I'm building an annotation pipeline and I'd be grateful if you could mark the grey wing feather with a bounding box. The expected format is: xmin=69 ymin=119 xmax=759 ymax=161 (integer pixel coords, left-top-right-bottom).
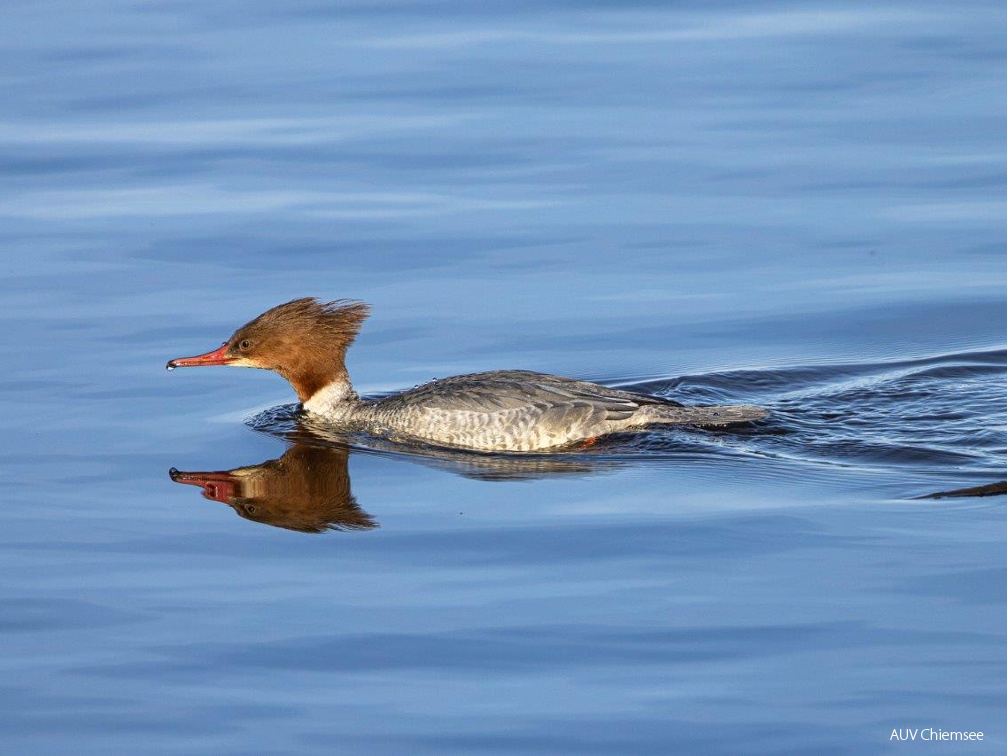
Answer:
xmin=395 ymin=371 xmax=668 ymax=417
xmin=365 ymin=370 xmax=762 ymax=451
xmin=366 ymin=371 xmax=675 ymax=450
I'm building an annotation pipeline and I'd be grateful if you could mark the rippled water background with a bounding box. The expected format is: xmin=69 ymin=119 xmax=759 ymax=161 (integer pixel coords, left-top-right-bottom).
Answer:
xmin=3 ymin=1 xmax=1007 ymax=753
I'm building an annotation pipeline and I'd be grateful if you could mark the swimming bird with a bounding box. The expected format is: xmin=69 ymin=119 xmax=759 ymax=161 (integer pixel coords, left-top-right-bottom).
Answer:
xmin=167 ymin=298 xmax=768 ymax=452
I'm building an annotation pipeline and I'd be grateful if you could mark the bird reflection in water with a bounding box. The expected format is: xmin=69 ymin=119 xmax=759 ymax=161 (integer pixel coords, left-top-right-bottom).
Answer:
xmin=170 ymin=444 xmax=376 ymax=533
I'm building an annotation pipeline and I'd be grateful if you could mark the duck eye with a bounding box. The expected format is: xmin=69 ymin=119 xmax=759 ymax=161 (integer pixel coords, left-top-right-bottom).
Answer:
xmin=239 ymin=339 xmax=252 ymax=350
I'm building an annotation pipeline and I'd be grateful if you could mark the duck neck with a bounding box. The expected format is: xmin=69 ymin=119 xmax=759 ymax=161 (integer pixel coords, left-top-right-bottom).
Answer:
xmin=277 ymin=344 xmax=357 ymax=413
xmin=301 ymin=377 xmax=362 ymax=417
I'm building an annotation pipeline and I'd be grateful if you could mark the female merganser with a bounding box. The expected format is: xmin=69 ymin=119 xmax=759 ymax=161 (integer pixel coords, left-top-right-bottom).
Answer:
xmin=167 ymin=298 xmax=768 ymax=452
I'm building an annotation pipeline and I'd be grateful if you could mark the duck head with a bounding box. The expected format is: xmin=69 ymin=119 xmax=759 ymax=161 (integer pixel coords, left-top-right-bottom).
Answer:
xmin=166 ymin=297 xmax=370 ymax=404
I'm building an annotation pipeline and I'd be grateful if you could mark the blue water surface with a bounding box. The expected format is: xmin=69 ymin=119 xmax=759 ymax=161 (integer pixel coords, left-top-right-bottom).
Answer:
xmin=2 ymin=1 xmax=1006 ymax=753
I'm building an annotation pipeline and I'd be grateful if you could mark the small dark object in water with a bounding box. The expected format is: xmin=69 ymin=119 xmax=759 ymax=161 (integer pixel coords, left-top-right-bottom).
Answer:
xmin=919 ymin=480 xmax=1007 ymax=499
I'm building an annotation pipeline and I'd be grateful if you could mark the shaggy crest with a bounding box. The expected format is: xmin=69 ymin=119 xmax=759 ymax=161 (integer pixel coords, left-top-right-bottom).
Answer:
xmin=237 ymin=297 xmax=370 ymax=345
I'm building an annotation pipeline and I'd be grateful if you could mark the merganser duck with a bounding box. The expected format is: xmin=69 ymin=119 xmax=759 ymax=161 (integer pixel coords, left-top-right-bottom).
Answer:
xmin=167 ymin=298 xmax=768 ymax=452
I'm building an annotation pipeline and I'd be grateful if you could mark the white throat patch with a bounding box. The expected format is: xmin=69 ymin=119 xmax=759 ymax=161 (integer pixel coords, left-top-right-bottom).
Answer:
xmin=302 ymin=380 xmax=357 ymax=417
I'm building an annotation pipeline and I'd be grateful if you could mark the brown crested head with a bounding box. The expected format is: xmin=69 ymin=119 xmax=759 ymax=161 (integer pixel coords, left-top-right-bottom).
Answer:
xmin=167 ymin=297 xmax=371 ymax=403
